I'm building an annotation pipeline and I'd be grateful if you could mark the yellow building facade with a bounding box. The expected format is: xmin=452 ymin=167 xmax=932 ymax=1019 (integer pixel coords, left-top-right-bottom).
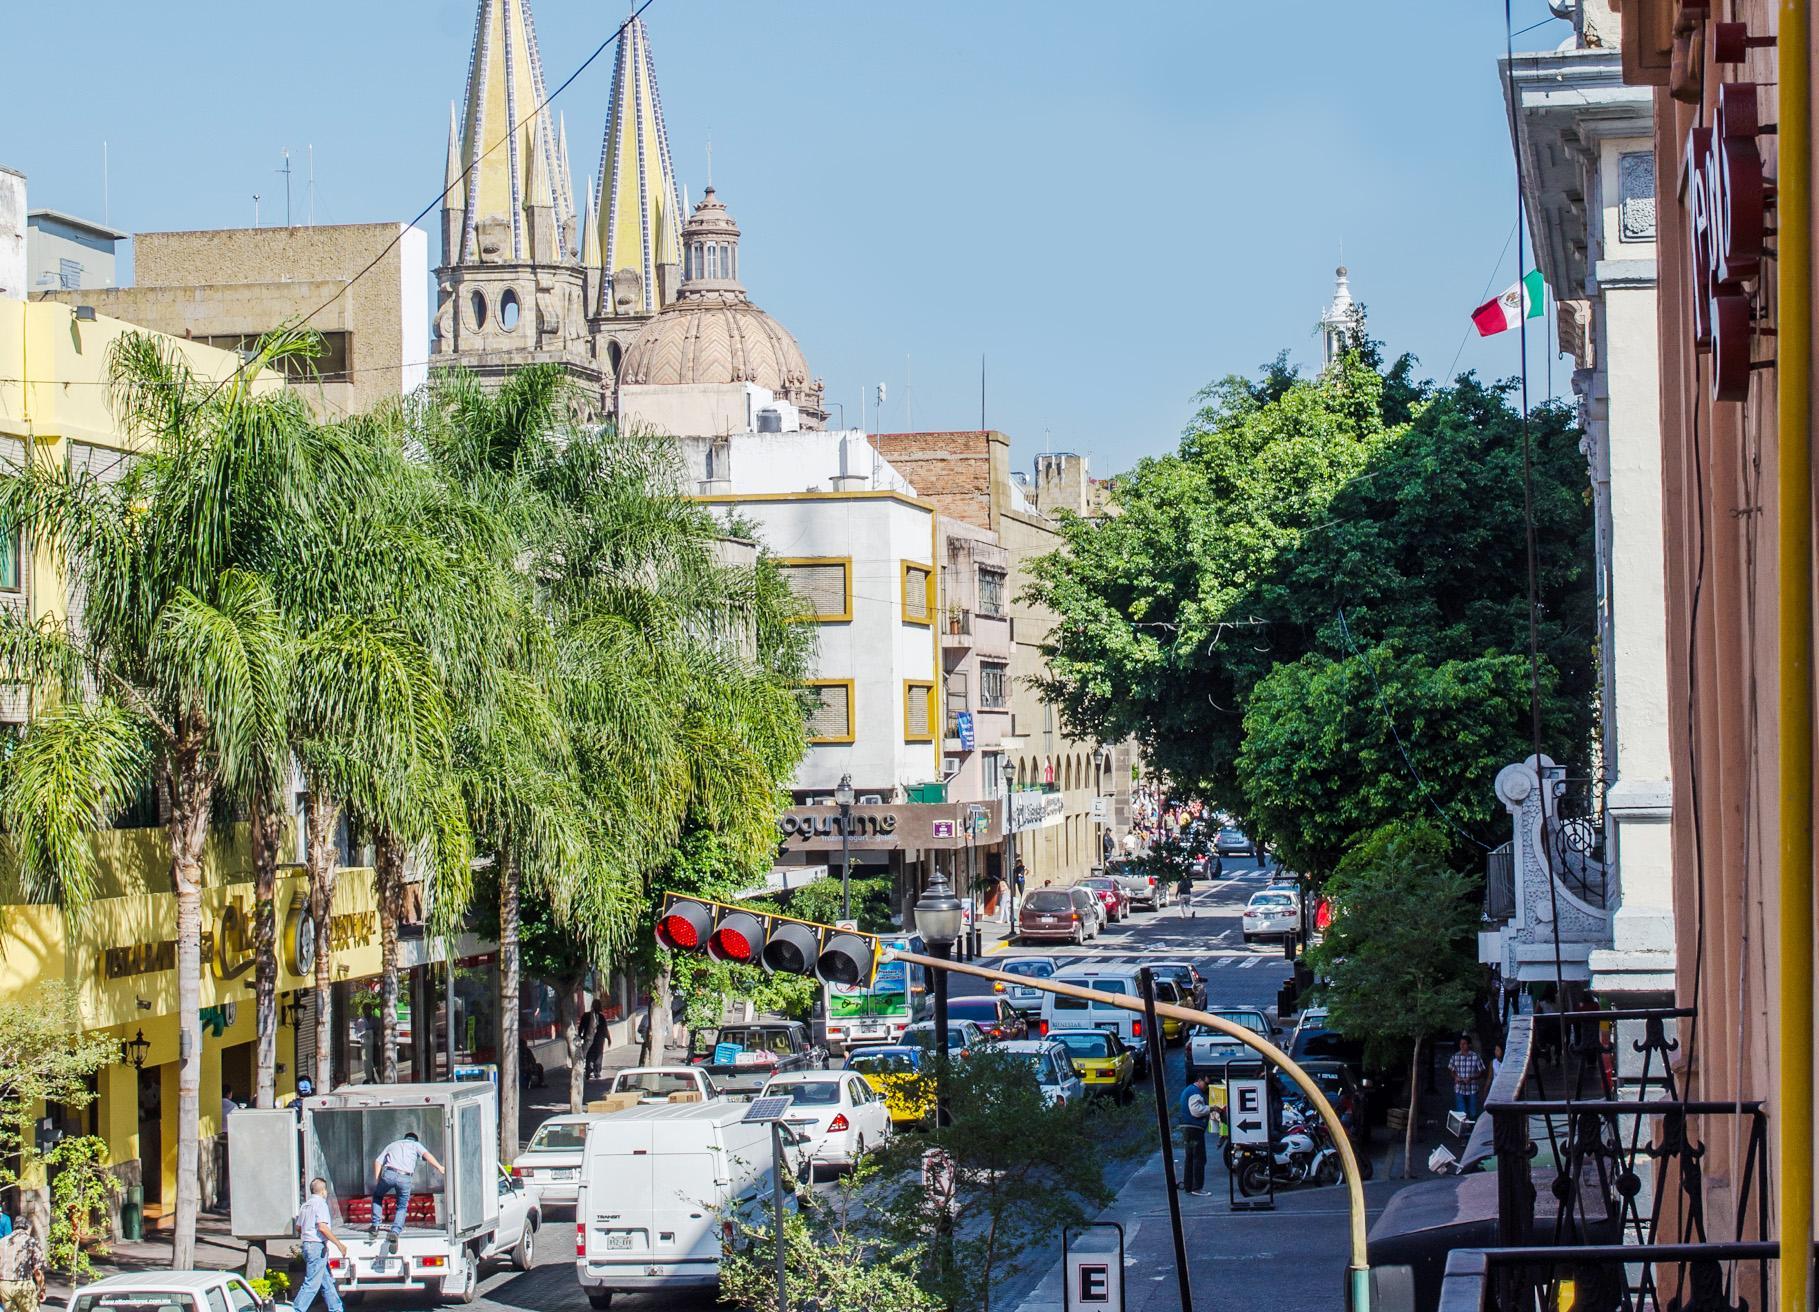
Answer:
xmin=0 ymin=300 xmax=389 ymax=1218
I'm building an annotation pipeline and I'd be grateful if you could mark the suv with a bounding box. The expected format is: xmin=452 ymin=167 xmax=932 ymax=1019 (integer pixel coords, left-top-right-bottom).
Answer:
xmin=1018 ymin=887 xmax=1088 ymax=944
xmin=1035 ymin=966 xmax=1152 ymax=1078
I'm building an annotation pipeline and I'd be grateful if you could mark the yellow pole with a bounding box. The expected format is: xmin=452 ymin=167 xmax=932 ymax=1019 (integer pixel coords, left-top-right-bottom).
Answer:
xmin=1776 ymin=3 xmax=1813 ymax=1310
xmin=891 ymin=948 xmax=1373 ymax=1310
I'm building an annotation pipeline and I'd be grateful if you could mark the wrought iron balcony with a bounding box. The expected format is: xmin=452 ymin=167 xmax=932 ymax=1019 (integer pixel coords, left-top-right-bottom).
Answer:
xmin=1414 ymin=1007 xmax=1777 ymax=1312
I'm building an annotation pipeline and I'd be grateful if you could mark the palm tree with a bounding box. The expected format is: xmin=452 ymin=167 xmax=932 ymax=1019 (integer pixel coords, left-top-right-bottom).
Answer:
xmin=0 ymin=333 xmax=300 ymax=1268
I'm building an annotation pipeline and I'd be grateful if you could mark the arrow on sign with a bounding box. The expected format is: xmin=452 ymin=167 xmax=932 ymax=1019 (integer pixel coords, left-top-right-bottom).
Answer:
xmin=1235 ymin=1119 xmax=1263 ymax=1133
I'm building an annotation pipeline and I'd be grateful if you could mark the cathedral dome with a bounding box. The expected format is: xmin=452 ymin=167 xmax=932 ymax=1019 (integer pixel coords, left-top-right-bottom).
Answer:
xmin=617 ymin=186 xmax=825 ymax=420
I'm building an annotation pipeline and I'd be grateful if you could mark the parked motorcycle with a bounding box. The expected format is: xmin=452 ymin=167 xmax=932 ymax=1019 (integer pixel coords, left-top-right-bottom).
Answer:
xmin=1234 ymin=1102 xmax=1341 ymax=1195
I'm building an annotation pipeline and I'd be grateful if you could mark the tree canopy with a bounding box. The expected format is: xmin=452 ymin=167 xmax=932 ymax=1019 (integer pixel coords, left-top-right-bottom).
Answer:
xmin=1025 ymin=346 xmax=1594 ymax=876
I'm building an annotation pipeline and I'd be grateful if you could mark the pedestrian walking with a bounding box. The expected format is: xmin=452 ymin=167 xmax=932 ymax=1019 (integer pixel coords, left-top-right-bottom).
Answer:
xmin=0 ymin=1220 xmax=43 ymax=1312
xmin=584 ymin=1001 xmax=608 ymax=1079
xmin=1449 ymin=1036 xmax=1488 ymax=1120
xmin=368 ymin=1131 xmax=444 ymax=1241
xmin=1013 ymin=860 xmax=1027 ymax=897
xmin=292 ymin=1179 xmax=347 ymax=1312
xmin=1178 ymin=1074 xmax=1212 ymax=1196
xmin=1176 ymin=868 xmax=1195 ymax=918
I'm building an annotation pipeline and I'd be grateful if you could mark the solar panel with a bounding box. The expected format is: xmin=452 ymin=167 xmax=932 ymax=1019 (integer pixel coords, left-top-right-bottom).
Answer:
xmin=743 ymin=1095 xmax=796 ymax=1123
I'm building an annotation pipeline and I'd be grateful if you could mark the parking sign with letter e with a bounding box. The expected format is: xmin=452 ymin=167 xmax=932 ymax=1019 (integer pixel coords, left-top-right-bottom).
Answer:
xmin=1078 ymin=1264 xmax=1110 ymax=1303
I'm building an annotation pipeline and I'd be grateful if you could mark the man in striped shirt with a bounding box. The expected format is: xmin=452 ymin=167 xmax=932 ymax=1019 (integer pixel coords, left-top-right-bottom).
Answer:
xmin=1449 ymin=1036 xmax=1488 ymax=1120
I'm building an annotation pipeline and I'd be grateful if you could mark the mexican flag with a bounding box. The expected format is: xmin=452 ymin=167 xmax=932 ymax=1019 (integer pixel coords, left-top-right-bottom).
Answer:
xmin=1471 ymin=269 xmax=1545 ymax=336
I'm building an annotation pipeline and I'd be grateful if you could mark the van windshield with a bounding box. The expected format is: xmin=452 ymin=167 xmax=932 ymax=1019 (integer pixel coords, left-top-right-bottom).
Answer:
xmin=1051 ymin=978 xmax=1129 ymax=1011
xmin=526 ymin=1121 xmax=590 ymax=1151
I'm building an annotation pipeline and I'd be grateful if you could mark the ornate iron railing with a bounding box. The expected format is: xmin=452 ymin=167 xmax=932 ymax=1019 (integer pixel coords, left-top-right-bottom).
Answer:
xmin=1443 ymin=1008 xmax=1774 ymax=1312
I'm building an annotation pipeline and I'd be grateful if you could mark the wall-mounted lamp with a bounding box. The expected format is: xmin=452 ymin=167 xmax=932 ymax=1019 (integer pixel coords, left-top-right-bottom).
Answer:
xmin=119 ymin=1029 xmax=150 ymax=1070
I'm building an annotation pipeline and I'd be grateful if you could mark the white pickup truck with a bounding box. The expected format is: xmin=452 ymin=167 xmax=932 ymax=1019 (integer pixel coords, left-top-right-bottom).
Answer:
xmin=605 ymin=1065 xmax=725 ymax=1104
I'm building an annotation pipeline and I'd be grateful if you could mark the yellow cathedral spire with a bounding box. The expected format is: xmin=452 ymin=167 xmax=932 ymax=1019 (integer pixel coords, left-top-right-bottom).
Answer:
xmin=451 ymin=0 xmax=571 ymax=265
xmin=588 ymin=12 xmax=683 ymax=317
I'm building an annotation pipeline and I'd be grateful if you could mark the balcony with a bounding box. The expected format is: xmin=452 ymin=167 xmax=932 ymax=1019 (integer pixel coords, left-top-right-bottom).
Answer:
xmin=1390 ymin=1007 xmax=1778 ymax=1312
xmin=941 ymin=607 xmax=974 ymax=650
xmin=1478 ymin=756 xmax=1613 ymax=985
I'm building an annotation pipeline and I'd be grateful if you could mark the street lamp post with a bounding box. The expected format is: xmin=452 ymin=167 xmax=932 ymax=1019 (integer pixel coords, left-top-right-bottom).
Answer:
xmin=835 ymin=774 xmax=855 ymax=922
xmin=1001 ymin=758 xmax=1019 ymax=935
xmin=915 ymin=866 xmax=964 ymax=1125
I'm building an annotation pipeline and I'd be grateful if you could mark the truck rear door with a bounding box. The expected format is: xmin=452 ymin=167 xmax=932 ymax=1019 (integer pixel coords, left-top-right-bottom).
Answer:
xmin=651 ymin=1120 xmax=725 ymax=1262
xmin=585 ymin=1122 xmax=655 ymax=1259
xmin=227 ymin=1108 xmax=302 ymax=1240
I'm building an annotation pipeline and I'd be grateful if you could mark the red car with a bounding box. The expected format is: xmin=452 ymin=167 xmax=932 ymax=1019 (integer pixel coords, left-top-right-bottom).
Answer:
xmin=1078 ymin=876 xmax=1130 ymax=923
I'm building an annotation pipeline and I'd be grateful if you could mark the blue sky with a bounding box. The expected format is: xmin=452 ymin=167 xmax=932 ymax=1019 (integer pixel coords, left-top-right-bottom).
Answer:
xmin=3 ymin=2 xmax=1570 ymax=474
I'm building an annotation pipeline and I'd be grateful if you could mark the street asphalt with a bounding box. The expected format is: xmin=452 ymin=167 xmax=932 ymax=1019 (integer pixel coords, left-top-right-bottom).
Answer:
xmin=454 ymin=859 xmax=1413 ymax=1312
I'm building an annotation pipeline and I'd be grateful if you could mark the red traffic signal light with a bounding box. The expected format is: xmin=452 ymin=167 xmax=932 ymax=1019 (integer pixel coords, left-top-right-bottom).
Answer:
xmin=708 ymin=911 xmax=767 ymax=964
xmin=655 ymin=899 xmax=713 ymax=951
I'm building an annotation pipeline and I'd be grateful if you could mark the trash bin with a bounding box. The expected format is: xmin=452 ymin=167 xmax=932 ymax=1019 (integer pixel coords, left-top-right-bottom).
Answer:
xmin=120 ymin=1185 xmax=144 ymax=1242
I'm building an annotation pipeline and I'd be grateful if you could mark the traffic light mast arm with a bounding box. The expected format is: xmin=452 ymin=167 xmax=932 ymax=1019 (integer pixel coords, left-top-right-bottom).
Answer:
xmin=889 ymin=947 xmax=1371 ymax=1310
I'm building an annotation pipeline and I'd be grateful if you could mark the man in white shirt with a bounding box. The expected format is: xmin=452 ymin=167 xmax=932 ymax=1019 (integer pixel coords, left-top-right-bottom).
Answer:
xmin=292 ymin=1178 xmax=347 ymax=1312
xmin=369 ymin=1131 xmax=445 ymax=1240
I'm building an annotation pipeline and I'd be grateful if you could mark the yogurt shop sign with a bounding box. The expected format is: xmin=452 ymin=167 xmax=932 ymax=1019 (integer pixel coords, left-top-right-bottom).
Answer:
xmin=1010 ymin=790 xmax=1064 ymax=833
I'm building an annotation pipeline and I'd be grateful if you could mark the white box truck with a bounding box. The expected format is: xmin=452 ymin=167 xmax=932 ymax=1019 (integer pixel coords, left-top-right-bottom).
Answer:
xmin=574 ymin=1101 xmax=788 ymax=1309
xmin=229 ymin=1082 xmax=500 ymax=1304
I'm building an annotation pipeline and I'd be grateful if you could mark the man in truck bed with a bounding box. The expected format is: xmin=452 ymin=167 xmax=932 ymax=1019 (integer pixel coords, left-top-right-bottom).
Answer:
xmin=368 ymin=1131 xmax=445 ymax=1240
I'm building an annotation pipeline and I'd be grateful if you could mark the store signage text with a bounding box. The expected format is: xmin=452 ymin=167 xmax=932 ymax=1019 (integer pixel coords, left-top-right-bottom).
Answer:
xmin=778 ymin=812 xmax=898 ymax=840
xmin=104 ymin=905 xmax=378 ymax=982
xmin=1010 ymin=791 xmax=1065 ymax=833
xmin=1683 ymin=81 xmax=1766 ymax=402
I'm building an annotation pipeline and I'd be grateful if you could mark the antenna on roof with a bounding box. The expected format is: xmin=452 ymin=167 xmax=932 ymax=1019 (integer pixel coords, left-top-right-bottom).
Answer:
xmin=101 ymin=141 xmax=109 ymax=227
xmin=252 ymin=194 xmax=261 ymax=228
xmin=307 ymin=145 xmax=316 ymax=227
xmin=278 ymin=149 xmax=293 ymax=227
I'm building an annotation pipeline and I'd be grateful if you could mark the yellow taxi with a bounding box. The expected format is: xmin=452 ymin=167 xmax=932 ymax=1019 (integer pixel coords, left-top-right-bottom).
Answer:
xmin=1045 ymin=1028 xmax=1136 ymax=1104
xmin=844 ymin=1045 xmax=935 ymax=1126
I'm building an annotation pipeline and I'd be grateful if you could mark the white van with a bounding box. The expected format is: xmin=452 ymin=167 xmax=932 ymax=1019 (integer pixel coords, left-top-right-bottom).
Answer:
xmin=575 ymin=1101 xmax=783 ymax=1309
xmin=1035 ymin=966 xmax=1152 ymax=1079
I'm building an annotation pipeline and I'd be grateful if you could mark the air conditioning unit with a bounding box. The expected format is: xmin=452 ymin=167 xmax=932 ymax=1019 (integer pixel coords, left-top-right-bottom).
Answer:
xmin=941 ymin=758 xmax=961 ymax=779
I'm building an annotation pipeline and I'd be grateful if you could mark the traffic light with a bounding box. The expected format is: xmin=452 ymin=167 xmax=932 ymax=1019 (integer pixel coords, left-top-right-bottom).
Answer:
xmin=654 ymin=894 xmax=881 ymax=986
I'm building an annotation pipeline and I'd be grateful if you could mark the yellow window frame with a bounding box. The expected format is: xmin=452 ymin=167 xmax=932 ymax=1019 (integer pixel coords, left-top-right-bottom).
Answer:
xmin=900 ymin=560 xmax=934 ymax=626
xmin=903 ymin=679 xmax=936 ymax=743
xmin=804 ymin=679 xmax=857 ymax=745
xmin=780 ymin=556 xmax=854 ymax=624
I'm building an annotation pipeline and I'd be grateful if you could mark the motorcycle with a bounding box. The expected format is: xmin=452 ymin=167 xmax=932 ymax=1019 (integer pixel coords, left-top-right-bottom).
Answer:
xmin=1234 ymin=1101 xmax=1342 ymax=1195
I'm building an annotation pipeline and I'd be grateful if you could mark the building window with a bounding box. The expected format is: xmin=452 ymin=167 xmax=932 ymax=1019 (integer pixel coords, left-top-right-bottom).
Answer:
xmin=500 ymin=288 xmax=522 ymax=331
xmin=804 ymin=680 xmax=855 ymax=744
xmin=977 ymin=568 xmax=1007 ymax=617
xmin=904 ymin=680 xmax=935 ymax=743
xmin=980 ymin=662 xmax=1009 ymax=709
xmin=945 ymin=671 xmax=969 ymax=736
xmin=778 ymin=558 xmax=853 ymax=623
xmin=901 ymin=562 xmax=933 ymax=625
xmin=470 ymin=289 xmax=488 ymax=329
xmin=0 ymin=524 xmax=19 ymax=592
xmin=199 ymin=331 xmax=354 ymax=385
xmin=57 ymin=258 xmax=82 ymax=290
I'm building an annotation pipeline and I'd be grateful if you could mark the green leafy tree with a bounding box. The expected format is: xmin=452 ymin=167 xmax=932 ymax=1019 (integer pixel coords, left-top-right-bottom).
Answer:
xmin=44 ymin=1135 xmax=122 ymax=1282
xmin=1309 ymin=822 xmax=1479 ymax=1175
xmin=1025 ymin=349 xmax=1593 ymax=878
xmin=720 ymin=1160 xmax=939 ymax=1312
xmin=870 ymin=1048 xmax=1145 ymax=1312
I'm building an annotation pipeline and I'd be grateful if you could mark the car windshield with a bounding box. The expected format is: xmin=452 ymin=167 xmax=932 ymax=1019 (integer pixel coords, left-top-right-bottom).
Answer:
xmin=526 ymin=1121 xmax=590 ymax=1151
xmin=847 ymin=1051 xmax=917 ymax=1074
xmin=905 ymin=1027 xmax=967 ymax=1049
xmin=1014 ymin=1053 xmax=1060 ymax=1085
xmin=1080 ymin=879 xmax=1114 ymax=891
xmin=1221 ymin=829 xmax=1244 ymax=839
xmin=1051 ymin=1032 xmax=1115 ymax=1059
xmin=767 ymin=1080 xmax=842 ymax=1105
xmin=1024 ymin=891 xmax=1072 ymax=912
xmin=1003 ymin=960 xmax=1054 ymax=980
xmin=1250 ymin=894 xmax=1295 ymax=909
xmin=1198 ymin=1011 xmax=1269 ymax=1039
xmin=73 ymin=1297 xmax=199 ymax=1312
xmin=948 ymin=999 xmax=1000 ymax=1020
xmin=1052 ymin=977 xmax=1129 ymax=1010
xmin=612 ymin=1071 xmax=697 ymax=1096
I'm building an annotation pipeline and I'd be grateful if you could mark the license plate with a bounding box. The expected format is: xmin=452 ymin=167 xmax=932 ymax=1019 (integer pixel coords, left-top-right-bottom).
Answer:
xmin=551 ymin=1169 xmax=577 ymax=1181
xmin=1096 ymin=1023 xmax=1122 ymax=1035
xmin=599 ymin=1232 xmax=639 ymax=1250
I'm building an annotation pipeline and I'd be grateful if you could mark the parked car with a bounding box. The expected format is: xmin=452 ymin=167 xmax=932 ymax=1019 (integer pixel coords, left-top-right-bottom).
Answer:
xmin=479 ymin=1165 xmax=540 ymax=1270
xmin=1185 ymin=1006 xmax=1278 ymax=1082
xmin=1077 ymin=876 xmax=1130 ymax=923
xmin=1046 ymin=1028 xmax=1136 ymax=1103
xmin=947 ymin=994 xmax=1028 ymax=1041
xmin=1036 ymin=966 xmax=1151 ymax=1078
xmin=1069 ymin=885 xmax=1105 ymax=937
xmin=844 ymin=1045 xmax=933 ymax=1127
xmin=998 ymin=1039 xmax=1087 ymax=1107
xmin=513 ymin=1112 xmax=609 ymax=1207
xmin=901 ymin=1018 xmax=989 ymax=1054
xmin=1152 ymin=977 xmax=1189 ymax=1045
xmin=1290 ymin=1005 xmax=1330 ymax=1050
xmin=995 ymin=955 xmax=1059 ymax=1015
xmin=1149 ymin=961 xmax=1208 ymax=1011
xmin=759 ymin=1069 xmax=892 ymax=1176
xmin=687 ymin=1020 xmax=824 ymax=1088
xmin=1288 ymin=1024 xmax=1368 ymax=1075
xmin=1215 ymin=826 xmax=1254 ymax=856
xmin=606 ymin=1065 xmax=724 ymax=1104
xmin=1242 ymin=888 xmax=1300 ymax=942
xmin=1018 ymin=888 xmax=1090 ymax=944
xmin=68 ymin=1272 xmax=272 ymax=1312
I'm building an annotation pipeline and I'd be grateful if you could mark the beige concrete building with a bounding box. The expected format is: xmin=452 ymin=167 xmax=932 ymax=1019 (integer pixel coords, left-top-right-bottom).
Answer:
xmin=42 ymin=222 xmax=429 ymax=419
